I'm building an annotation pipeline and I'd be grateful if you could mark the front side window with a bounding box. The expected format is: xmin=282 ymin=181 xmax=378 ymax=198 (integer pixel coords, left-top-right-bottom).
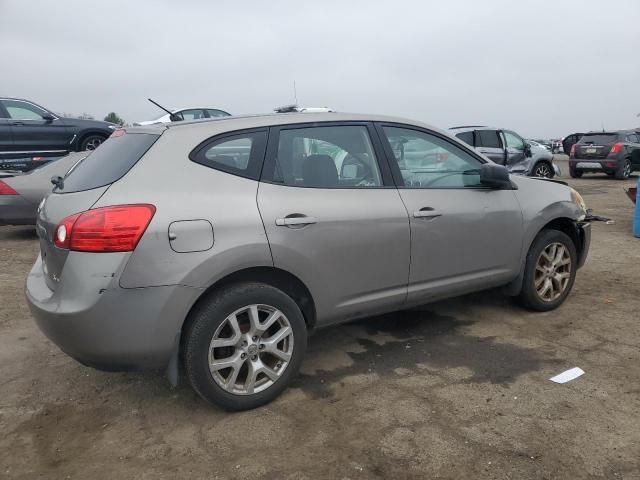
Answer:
xmin=274 ymin=125 xmax=382 ymax=188
xmin=382 ymin=126 xmax=483 ymax=188
xmin=3 ymin=100 xmax=47 ymax=120
xmin=191 ymin=130 xmax=267 ymax=179
xmin=503 ymin=131 xmax=525 ymax=151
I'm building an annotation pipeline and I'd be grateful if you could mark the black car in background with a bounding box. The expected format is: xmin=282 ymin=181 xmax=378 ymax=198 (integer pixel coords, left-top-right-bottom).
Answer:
xmin=562 ymin=133 xmax=584 ymax=157
xmin=569 ymin=130 xmax=640 ymax=179
xmin=0 ymin=98 xmax=117 ymax=166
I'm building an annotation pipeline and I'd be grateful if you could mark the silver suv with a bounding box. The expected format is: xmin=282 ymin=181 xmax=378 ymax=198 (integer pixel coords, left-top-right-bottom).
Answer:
xmin=26 ymin=113 xmax=591 ymax=410
xmin=450 ymin=126 xmax=560 ymax=178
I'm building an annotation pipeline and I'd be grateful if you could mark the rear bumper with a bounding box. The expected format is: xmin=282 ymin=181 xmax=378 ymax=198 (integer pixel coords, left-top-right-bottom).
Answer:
xmin=25 ymin=254 xmax=201 ymax=371
xmin=0 ymin=196 xmax=36 ymax=226
xmin=577 ymin=221 xmax=591 ymax=269
xmin=570 ymin=159 xmax=619 ymax=172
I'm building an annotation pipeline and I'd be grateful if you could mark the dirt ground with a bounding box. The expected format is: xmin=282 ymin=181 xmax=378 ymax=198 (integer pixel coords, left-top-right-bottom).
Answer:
xmin=1 ymin=156 xmax=639 ymax=479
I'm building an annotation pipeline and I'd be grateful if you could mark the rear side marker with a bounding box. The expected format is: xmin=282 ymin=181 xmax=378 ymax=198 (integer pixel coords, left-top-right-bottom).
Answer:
xmin=54 ymin=204 xmax=156 ymax=252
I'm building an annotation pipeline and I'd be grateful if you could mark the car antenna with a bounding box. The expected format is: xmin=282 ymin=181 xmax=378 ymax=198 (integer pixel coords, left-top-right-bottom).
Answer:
xmin=148 ymin=98 xmax=173 ymax=116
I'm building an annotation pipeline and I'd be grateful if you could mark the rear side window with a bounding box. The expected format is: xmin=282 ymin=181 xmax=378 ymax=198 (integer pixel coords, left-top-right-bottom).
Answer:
xmin=59 ymin=132 xmax=159 ymax=193
xmin=579 ymin=133 xmax=618 ymax=144
xmin=455 ymin=131 xmax=474 ymax=146
xmin=477 ymin=130 xmax=502 ymax=148
xmin=190 ymin=130 xmax=267 ymax=180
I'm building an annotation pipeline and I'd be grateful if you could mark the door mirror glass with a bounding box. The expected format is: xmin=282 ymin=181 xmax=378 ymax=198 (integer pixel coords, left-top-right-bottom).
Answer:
xmin=480 ymin=163 xmax=511 ymax=189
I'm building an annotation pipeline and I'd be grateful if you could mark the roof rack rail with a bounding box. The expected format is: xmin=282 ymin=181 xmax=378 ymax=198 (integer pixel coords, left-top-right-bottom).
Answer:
xmin=274 ymin=104 xmax=334 ymax=113
xmin=450 ymin=125 xmax=487 ymax=129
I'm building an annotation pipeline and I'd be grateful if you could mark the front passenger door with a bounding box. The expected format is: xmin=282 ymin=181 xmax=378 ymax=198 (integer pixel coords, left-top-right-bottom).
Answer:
xmin=378 ymin=124 xmax=523 ymax=304
xmin=1 ymin=99 xmax=70 ymax=153
xmin=502 ymin=130 xmax=527 ymax=167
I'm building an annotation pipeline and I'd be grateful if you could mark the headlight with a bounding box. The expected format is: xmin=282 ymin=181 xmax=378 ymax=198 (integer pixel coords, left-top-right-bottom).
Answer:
xmin=570 ymin=188 xmax=587 ymax=220
xmin=107 ymin=125 xmax=118 ymax=130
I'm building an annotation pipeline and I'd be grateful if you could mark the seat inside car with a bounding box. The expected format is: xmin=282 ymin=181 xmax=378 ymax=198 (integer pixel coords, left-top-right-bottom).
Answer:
xmin=302 ymin=154 xmax=339 ymax=187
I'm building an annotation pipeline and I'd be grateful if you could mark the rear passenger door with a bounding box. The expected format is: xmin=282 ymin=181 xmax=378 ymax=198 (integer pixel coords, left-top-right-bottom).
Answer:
xmin=475 ymin=129 xmax=506 ymax=164
xmin=628 ymin=134 xmax=640 ymax=169
xmin=257 ymin=123 xmax=411 ymax=326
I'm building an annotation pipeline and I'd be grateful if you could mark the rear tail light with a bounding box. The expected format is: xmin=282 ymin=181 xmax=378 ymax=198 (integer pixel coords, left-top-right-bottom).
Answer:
xmin=54 ymin=204 xmax=156 ymax=252
xmin=609 ymin=143 xmax=623 ymax=155
xmin=0 ymin=180 xmax=18 ymax=195
xmin=110 ymin=129 xmax=126 ymax=138
xmin=570 ymin=144 xmax=576 ymax=158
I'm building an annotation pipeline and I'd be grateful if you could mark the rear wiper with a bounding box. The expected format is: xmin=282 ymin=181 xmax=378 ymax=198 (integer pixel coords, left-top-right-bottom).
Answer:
xmin=51 ymin=175 xmax=64 ymax=190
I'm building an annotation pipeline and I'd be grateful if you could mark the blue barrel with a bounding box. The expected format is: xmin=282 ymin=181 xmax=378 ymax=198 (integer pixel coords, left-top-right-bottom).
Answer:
xmin=635 ymin=177 xmax=640 ymax=238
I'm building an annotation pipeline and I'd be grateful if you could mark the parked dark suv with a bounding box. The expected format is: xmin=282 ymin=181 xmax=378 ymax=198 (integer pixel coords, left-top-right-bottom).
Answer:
xmin=0 ymin=98 xmax=117 ymax=165
xmin=569 ymin=131 xmax=640 ymax=179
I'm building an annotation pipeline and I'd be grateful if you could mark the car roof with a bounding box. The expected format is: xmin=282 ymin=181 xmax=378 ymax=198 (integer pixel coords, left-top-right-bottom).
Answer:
xmin=126 ymin=111 xmax=442 ymax=135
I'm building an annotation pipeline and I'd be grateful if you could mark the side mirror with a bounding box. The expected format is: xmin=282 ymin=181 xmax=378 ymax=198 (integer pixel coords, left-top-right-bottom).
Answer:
xmin=524 ymin=143 xmax=532 ymax=157
xmin=42 ymin=113 xmax=55 ymax=122
xmin=169 ymin=114 xmax=182 ymax=122
xmin=480 ymin=163 xmax=512 ymax=189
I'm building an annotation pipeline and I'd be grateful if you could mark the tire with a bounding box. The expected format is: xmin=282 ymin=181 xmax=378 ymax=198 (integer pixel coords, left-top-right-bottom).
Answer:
xmin=79 ymin=134 xmax=106 ymax=151
xmin=532 ymin=161 xmax=554 ymax=178
xmin=615 ymin=159 xmax=631 ymax=180
xmin=569 ymin=167 xmax=583 ymax=178
xmin=183 ymin=282 xmax=307 ymax=411
xmin=517 ymin=229 xmax=577 ymax=312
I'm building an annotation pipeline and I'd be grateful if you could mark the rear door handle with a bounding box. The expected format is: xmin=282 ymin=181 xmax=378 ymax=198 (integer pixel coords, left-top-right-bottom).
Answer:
xmin=413 ymin=207 xmax=442 ymax=219
xmin=10 ymin=122 xmax=24 ymax=126
xmin=275 ymin=215 xmax=318 ymax=227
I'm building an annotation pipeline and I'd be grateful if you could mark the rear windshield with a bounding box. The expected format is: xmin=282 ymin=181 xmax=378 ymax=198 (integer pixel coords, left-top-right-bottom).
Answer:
xmin=578 ymin=133 xmax=618 ymax=144
xmin=57 ymin=132 xmax=159 ymax=193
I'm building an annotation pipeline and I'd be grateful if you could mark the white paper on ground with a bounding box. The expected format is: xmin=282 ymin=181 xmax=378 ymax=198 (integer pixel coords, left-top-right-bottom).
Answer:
xmin=549 ymin=367 xmax=585 ymax=384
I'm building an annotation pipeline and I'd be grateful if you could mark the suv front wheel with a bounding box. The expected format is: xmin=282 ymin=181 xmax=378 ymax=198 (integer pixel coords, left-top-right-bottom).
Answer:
xmin=183 ymin=282 xmax=307 ymax=411
xmin=518 ymin=229 xmax=577 ymax=311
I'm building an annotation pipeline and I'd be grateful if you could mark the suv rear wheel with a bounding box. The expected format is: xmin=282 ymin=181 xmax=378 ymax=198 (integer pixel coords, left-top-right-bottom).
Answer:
xmin=569 ymin=166 xmax=583 ymax=178
xmin=183 ymin=282 xmax=307 ymax=411
xmin=615 ymin=159 xmax=631 ymax=180
xmin=518 ymin=229 xmax=577 ymax=311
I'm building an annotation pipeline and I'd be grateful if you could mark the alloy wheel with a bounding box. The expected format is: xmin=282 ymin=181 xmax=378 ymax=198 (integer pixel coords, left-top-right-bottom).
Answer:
xmin=85 ymin=137 xmax=104 ymax=150
xmin=623 ymin=161 xmax=631 ymax=178
xmin=534 ymin=242 xmax=572 ymax=302
xmin=534 ymin=163 xmax=552 ymax=178
xmin=208 ymin=304 xmax=294 ymax=395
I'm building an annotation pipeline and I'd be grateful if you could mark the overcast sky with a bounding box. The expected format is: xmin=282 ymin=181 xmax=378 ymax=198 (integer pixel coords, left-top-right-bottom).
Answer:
xmin=1 ymin=0 xmax=638 ymax=137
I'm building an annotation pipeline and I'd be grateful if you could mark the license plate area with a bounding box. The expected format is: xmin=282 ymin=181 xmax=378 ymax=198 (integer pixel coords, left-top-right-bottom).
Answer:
xmin=576 ymin=162 xmax=602 ymax=169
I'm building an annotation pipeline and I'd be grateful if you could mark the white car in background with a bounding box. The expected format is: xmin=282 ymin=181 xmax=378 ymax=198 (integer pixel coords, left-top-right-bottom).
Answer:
xmin=134 ymin=107 xmax=231 ymax=126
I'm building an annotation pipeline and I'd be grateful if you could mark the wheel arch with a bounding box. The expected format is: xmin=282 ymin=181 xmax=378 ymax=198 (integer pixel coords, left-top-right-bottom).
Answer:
xmin=505 ymin=216 xmax=582 ymax=296
xmin=182 ymin=266 xmax=317 ymax=333
xmin=74 ymin=129 xmax=110 ymax=151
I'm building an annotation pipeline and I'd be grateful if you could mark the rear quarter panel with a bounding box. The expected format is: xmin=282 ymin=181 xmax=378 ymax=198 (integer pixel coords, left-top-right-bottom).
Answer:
xmin=96 ymin=128 xmax=273 ymax=289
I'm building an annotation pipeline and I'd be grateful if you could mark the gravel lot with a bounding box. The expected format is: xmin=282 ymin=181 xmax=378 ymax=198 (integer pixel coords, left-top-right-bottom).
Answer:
xmin=1 ymin=156 xmax=639 ymax=479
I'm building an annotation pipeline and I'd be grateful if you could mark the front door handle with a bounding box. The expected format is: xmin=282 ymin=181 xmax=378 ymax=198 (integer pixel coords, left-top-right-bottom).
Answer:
xmin=10 ymin=121 xmax=24 ymax=126
xmin=275 ymin=215 xmax=318 ymax=227
xmin=413 ymin=207 xmax=442 ymax=219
